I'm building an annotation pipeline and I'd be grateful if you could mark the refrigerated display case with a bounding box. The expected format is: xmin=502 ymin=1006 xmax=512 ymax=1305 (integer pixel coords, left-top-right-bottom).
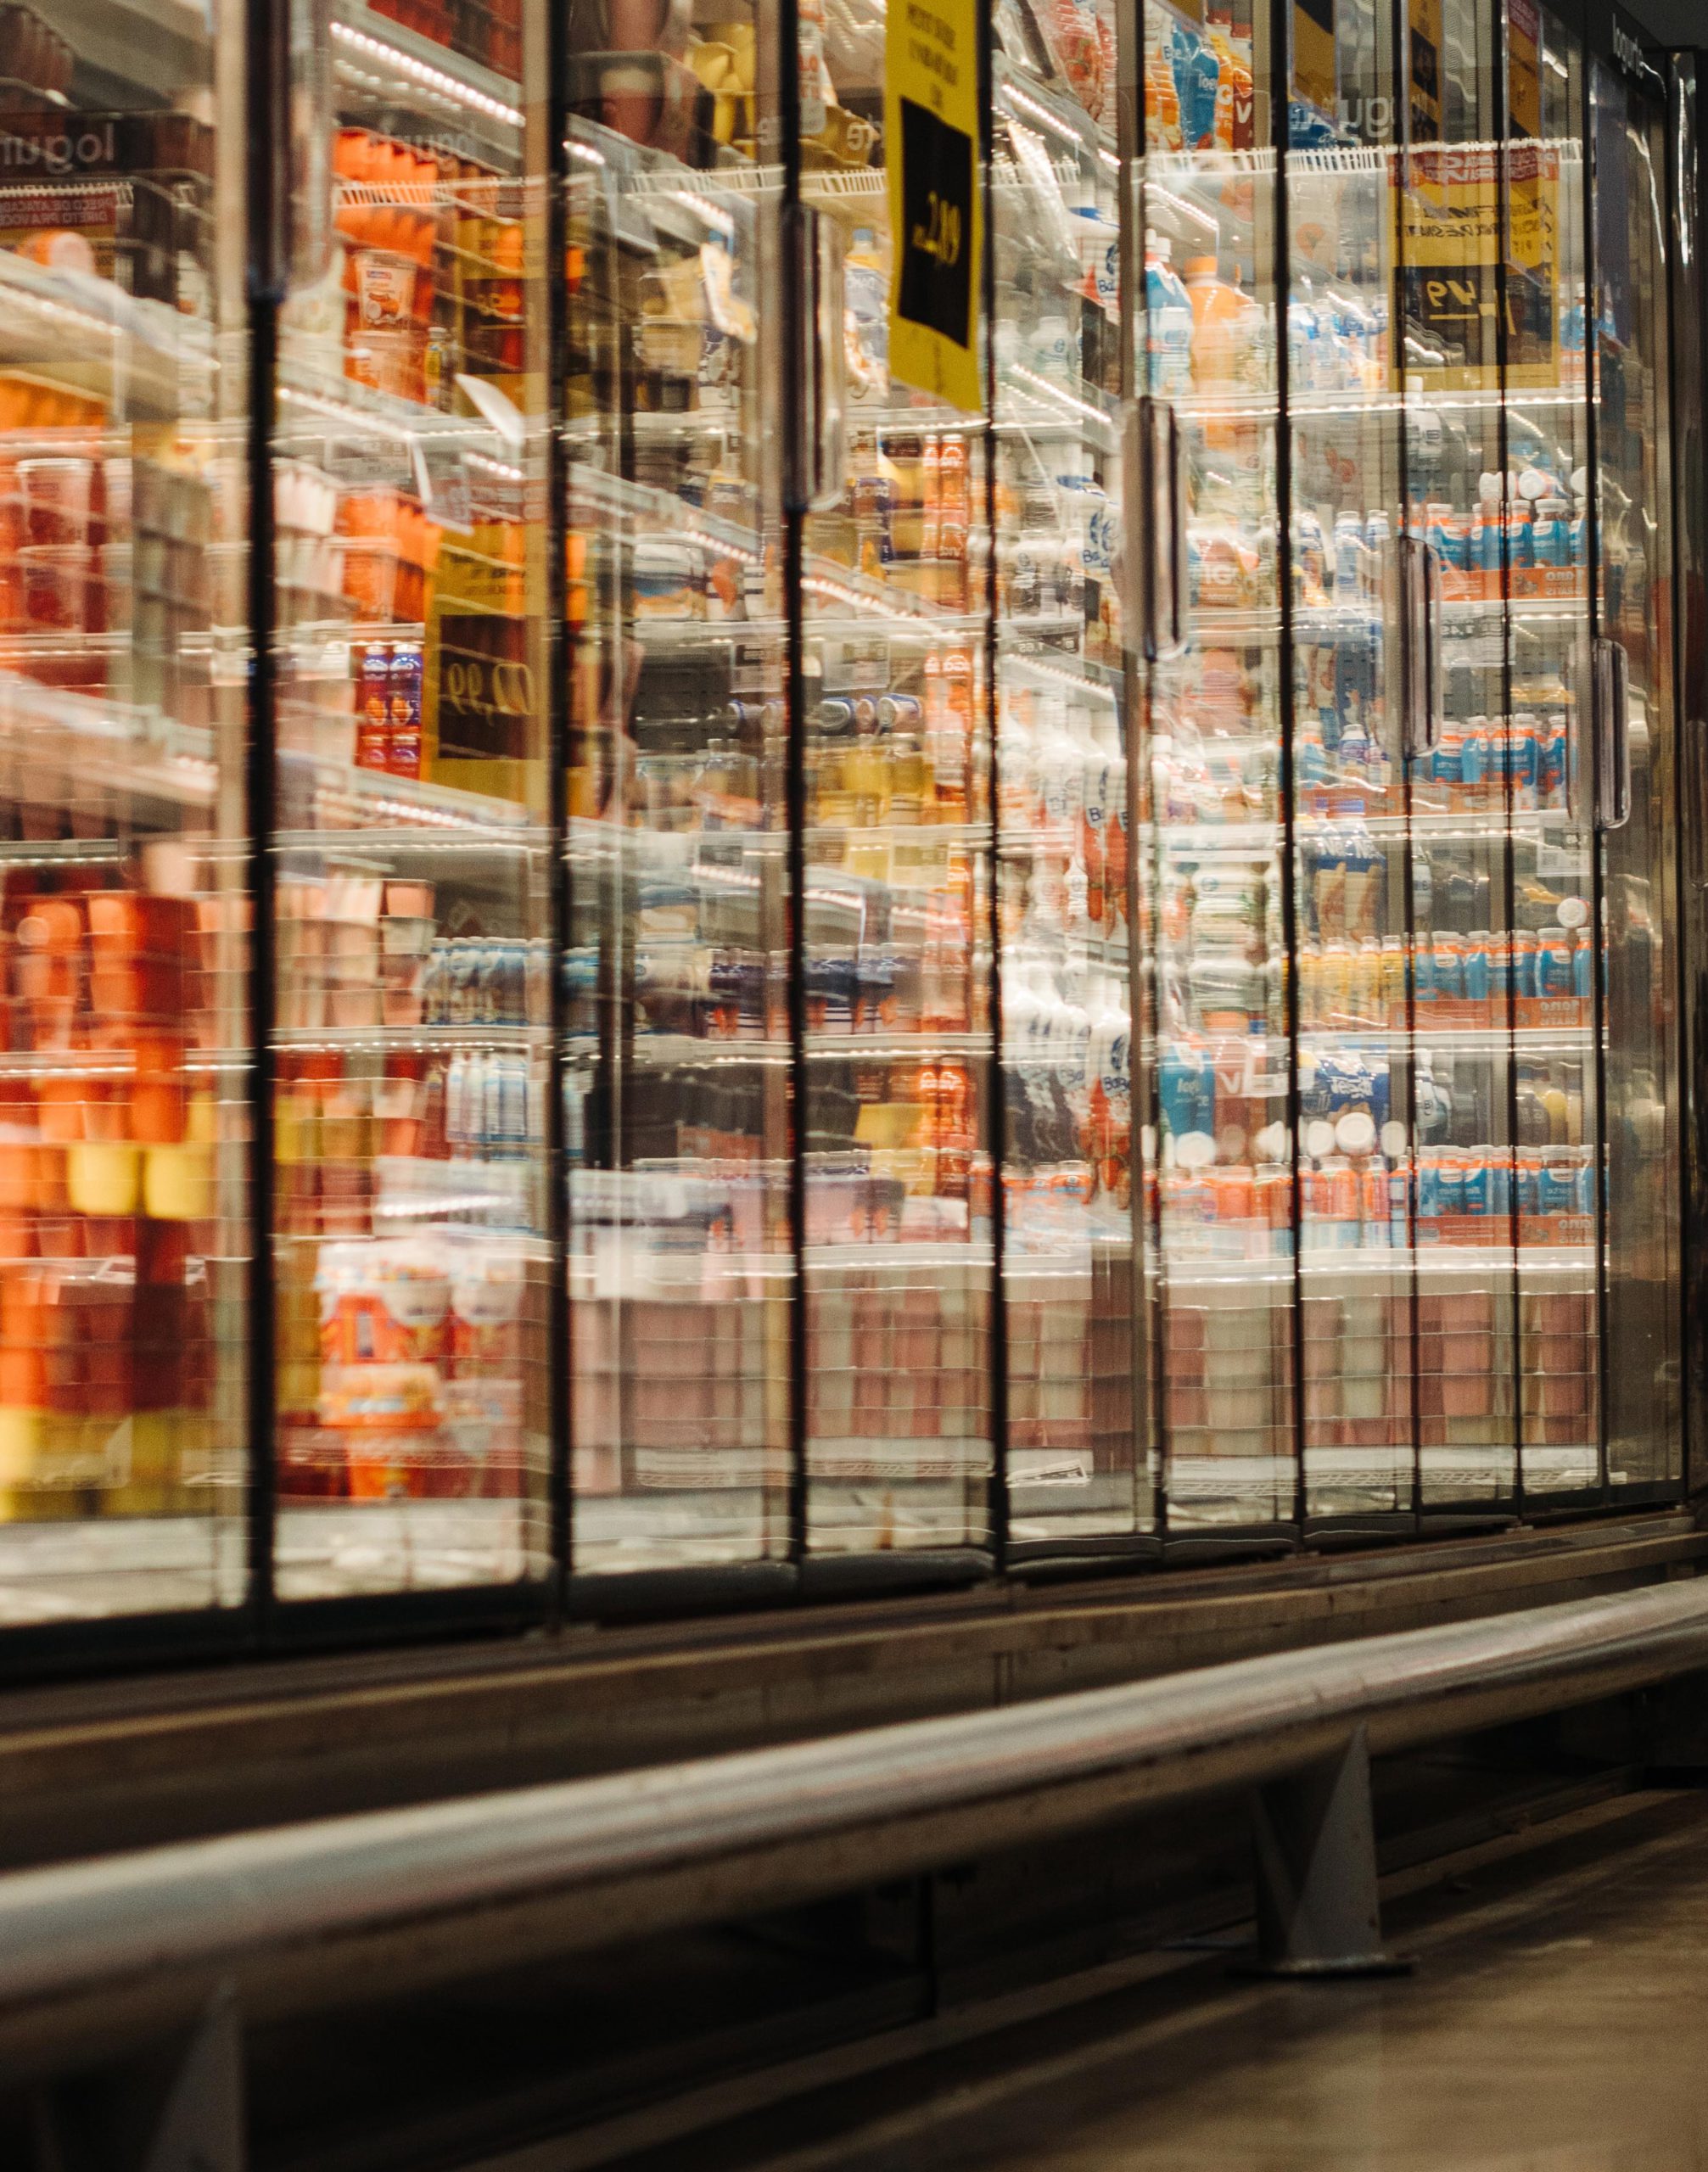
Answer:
xmin=0 ymin=0 xmax=1692 ymax=1653
xmin=562 ymin=0 xmax=794 ymax=1581
xmin=0 ymin=0 xmax=251 ymax=1626
xmin=1140 ymin=0 xmax=1296 ymax=1532
xmin=1134 ymin=0 xmax=1687 ymax=1546
xmin=266 ymin=0 xmax=555 ymax=1599
xmin=991 ymin=0 xmax=1147 ymax=1550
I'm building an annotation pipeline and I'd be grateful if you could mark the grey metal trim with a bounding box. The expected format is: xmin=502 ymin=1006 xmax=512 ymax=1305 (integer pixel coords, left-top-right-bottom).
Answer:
xmin=3 ymin=1577 xmax=1707 ymax=2081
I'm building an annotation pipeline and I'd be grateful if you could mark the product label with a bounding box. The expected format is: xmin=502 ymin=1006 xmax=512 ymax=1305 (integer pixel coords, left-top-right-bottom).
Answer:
xmin=886 ymin=0 xmax=982 ymax=412
xmin=1400 ymin=139 xmax=1560 ymax=390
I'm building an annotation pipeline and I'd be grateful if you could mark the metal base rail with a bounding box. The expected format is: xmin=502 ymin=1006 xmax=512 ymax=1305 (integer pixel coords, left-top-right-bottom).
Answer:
xmin=9 ymin=1578 xmax=1708 ymax=2154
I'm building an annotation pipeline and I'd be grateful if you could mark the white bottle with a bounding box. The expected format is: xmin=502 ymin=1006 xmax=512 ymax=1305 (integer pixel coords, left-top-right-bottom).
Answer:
xmin=1145 ymin=236 xmax=1194 ymax=398
xmin=1028 ymin=958 xmax=1063 ymax=1071
xmin=446 ymin=1051 xmax=470 ymax=1155
xmin=1056 ymin=964 xmax=1093 ymax=1119
xmin=1094 ymin=711 xmax=1129 ymax=926
xmin=1063 ymin=697 xmax=1105 ymax=934
xmin=1005 ymin=957 xmax=1041 ymax=1066
xmin=1036 ymin=690 xmax=1084 ymax=842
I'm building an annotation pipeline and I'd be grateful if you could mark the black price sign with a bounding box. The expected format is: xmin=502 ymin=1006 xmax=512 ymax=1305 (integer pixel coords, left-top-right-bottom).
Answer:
xmin=895 ymin=97 xmax=972 ymax=350
xmin=885 ymin=0 xmax=981 ymax=411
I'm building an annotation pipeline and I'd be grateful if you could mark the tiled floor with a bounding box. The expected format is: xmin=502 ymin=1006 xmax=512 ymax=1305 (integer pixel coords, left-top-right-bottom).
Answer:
xmin=741 ymin=1791 xmax=1708 ymax=2172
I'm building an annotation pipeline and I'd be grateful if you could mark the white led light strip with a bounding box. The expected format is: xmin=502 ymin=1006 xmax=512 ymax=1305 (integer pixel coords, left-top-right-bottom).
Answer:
xmin=330 ymin=20 xmax=524 ymax=130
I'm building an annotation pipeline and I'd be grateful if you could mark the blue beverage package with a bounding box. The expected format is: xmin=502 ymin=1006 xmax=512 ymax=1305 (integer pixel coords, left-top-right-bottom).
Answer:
xmin=1298 ymin=1050 xmax=1332 ymax=1123
xmin=1532 ymin=499 xmax=1570 ymax=568
xmin=1159 ymin=1046 xmax=1214 ymax=1139
xmin=1540 ymin=1152 xmax=1577 ymax=1218
xmin=1537 ymin=713 xmax=1567 ymax=805
xmin=1461 ymin=716 xmax=1491 ymax=795
xmin=1537 ymin=928 xmax=1575 ymax=1001
xmin=1171 ymin=20 xmax=1221 ymax=149
xmin=1462 ymin=933 xmax=1492 ymax=1004
xmin=1323 ymin=1049 xmax=1374 ymax=1116
xmin=1388 ymin=1163 xmax=1410 ymax=1246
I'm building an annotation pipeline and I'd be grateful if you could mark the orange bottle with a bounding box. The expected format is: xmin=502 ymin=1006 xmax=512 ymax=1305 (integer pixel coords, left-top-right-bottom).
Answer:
xmin=1182 ymin=255 xmax=1263 ymax=394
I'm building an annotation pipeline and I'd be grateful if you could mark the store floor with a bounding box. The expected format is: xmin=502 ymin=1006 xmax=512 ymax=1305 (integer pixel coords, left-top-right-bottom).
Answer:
xmin=718 ymin=1790 xmax=1708 ymax=2172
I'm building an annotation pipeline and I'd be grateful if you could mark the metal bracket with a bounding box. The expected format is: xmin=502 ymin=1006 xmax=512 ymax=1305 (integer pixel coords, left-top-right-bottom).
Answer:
xmin=1246 ymin=1726 xmax=1414 ymax=1979
xmin=34 ymin=1987 xmax=245 ymax=2172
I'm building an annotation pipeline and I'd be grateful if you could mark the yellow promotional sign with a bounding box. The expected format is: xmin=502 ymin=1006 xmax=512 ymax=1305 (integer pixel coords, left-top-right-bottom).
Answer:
xmin=1408 ymin=0 xmax=1443 ymax=143
xmin=1509 ymin=0 xmax=1543 ymax=137
xmin=1400 ymin=141 xmax=1559 ymax=390
xmin=1294 ymin=0 xmax=1335 ymax=121
xmin=885 ymin=0 xmax=982 ymax=413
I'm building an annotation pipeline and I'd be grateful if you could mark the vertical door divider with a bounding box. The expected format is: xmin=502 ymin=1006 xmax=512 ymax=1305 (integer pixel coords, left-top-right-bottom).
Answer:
xmin=244 ymin=0 xmax=284 ymax=1641
xmin=1582 ymin=58 xmax=1613 ymax=1504
xmin=781 ymin=0 xmax=808 ymax=1578
xmin=1273 ymin=0 xmax=1308 ymax=1542
xmin=1492 ymin=0 xmax=1527 ymax=1525
xmin=544 ymin=0 xmax=573 ymax=1614
xmin=1392 ymin=0 xmax=1425 ymax=1531
xmin=981 ymin=5 xmax=1009 ymax=1570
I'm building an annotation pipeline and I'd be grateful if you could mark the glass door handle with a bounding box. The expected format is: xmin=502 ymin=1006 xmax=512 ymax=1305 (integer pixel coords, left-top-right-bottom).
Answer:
xmin=1401 ymin=535 xmax=1442 ymax=759
xmin=1137 ymin=397 xmax=1187 ymax=663
xmin=255 ymin=0 xmax=336 ymax=300
xmin=1595 ymin=634 xmax=1632 ymax=831
xmin=782 ymin=204 xmax=847 ymax=514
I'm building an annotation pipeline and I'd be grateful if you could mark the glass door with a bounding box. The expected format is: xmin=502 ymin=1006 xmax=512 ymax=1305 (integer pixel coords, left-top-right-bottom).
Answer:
xmin=562 ymin=0 xmax=792 ymax=1585
xmin=1508 ymin=2 xmax=1600 ymax=1508
xmin=0 ymin=0 xmax=251 ymax=1624
xmin=989 ymin=0 xmax=1146 ymax=1551
xmin=1288 ymin=0 xmax=1411 ymax=1531
xmin=795 ymin=0 xmax=997 ymax=1571
xmin=1140 ymin=0 xmax=1294 ymax=1537
xmin=269 ymin=0 xmax=555 ymax=1599
xmin=1393 ymin=0 xmax=1522 ymax=1524
xmin=1589 ymin=44 xmax=1682 ymax=1497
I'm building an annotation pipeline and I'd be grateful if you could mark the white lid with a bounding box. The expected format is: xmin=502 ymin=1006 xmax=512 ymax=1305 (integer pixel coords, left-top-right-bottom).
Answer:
xmin=1336 ymin=1109 xmax=1377 ymax=1156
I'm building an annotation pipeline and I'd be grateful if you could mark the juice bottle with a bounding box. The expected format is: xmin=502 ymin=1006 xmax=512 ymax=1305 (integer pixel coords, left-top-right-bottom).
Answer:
xmin=843 ymin=225 xmax=889 ymax=391
xmin=937 ymin=434 xmax=970 ymax=608
xmin=938 ymin=642 xmax=975 ymax=817
xmin=1182 ymin=255 xmax=1263 ymax=393
xmin=356 ymin=644 xmax=391 ymax=772
xmin=386 ymin=642 xmax=423 ymax=778
xmin=1144 ymin=238 xmax=1194 ymax=397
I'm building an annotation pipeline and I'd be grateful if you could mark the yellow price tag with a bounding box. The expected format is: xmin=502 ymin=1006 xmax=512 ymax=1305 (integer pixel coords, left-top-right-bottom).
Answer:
xmin=886 ymin=0 xmax=982 ymax=413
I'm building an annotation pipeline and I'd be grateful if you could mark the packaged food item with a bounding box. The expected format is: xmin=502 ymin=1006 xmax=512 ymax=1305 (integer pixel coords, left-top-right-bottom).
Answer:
xmin=1145 ymin=31 xmax=1182 ymax=150
xmin=1205 ymin=14 xmax=1255 ymax=148
xmin=1183 ymin=255 xmax=1267 ymax=391
xmin=1144 ymin=238 xmax=1194 ymax=397
xmin=1170 ymin=17 xmax=1222 ymax=149
xmin=843 ymin=226 xmax=888 ymax=395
